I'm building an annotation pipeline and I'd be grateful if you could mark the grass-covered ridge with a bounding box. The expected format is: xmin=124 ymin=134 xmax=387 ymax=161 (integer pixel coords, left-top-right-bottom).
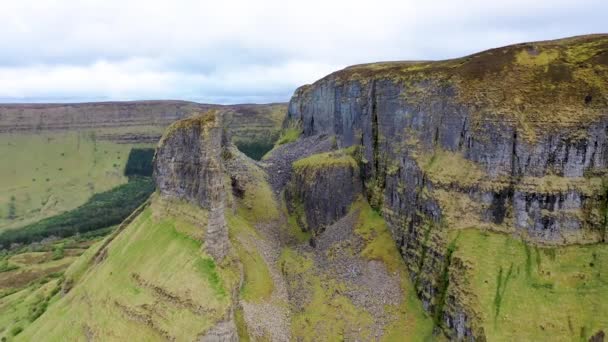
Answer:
xmin=450 ymin=228 xmax=608 ymax=341
xmin=17 ymin=198 xmax=239 ymax=341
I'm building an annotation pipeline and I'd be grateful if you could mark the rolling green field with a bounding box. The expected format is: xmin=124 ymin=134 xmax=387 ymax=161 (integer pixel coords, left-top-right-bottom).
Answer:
xmin=451 ymin=229 xmax=608 ymax=341
xmin=0 ymin=176 xmax=155 ymax=248
xmin=0 ymin=131 xmax=153 ymax=231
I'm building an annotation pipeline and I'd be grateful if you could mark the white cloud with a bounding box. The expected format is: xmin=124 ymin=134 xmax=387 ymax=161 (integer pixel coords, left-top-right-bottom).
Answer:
xmin=0 ymin=0 xmax=606 ymax=103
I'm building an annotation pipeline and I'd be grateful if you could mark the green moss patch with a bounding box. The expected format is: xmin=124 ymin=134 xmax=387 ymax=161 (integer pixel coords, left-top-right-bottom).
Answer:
xmin=353 ymin=200 xmax=403 ymax=272
xmin=227 ymin=214 xmax=274 ymax=303
xmin=415 ymin=148 xmax=487 ymax=188
xmin=290 ymin=276 xmax=375 ymax=341
xmin=293 ymin=150 xmax=358 ymax=174
xmin=275 ymin=121 xmax=302 ymax=146
xmin=451 ymin=229 xmax=608 ymax=341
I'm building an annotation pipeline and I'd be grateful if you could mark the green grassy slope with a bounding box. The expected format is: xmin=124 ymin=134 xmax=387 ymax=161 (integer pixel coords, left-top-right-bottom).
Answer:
xmin=16 ymin=196 xmax=239 ymax=341
xmin=451 ymin=229 xmax=608 ymax=341
xmin=0 ymin=131 xmax=152 ymax=231
xmin=0 ymin=237 xmax=101 ymax=340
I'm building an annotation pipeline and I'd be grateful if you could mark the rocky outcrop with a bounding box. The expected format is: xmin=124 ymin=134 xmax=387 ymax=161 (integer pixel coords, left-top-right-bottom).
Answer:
xmin=285 ymin=150 xmax=362 ymax=234
xmin=153 ymin=111 xmax=231 ymax=261
xmin=199 ymin=320 xmax=238 ymax=342
xmin=285 ymin=35 xmax=608 ymax=339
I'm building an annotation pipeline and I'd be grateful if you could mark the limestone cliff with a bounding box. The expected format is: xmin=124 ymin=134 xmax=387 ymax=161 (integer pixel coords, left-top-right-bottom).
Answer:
xmin=286 ymin=34 xmax=608 ymax=340
xmin=285 ymin=150 xmax=362 ymax=235
xmin=154 ymin=111 xmax=231 ymax=261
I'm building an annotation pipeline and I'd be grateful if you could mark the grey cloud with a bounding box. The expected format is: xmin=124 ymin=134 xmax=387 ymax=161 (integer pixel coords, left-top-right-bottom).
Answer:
xmin=0 ymin=0 xmax=606 ymax=104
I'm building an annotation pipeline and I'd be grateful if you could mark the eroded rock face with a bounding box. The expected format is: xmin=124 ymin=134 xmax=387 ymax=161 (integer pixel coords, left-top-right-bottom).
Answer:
xmin=153 ymin=111 xmax=230 ymax=261
xmin=285 ymin=35 xmax=608 ymax=339
xmin=199 ymin=320 xmax=238 ymax=342
xmin=285 ymin=153 xmax=362 ymax=234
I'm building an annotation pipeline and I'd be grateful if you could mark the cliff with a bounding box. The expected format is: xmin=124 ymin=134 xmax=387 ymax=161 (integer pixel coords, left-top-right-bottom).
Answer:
xmin=286 ymin=34 xmax=608 ymax=340
xmin=154 ymin=111 xmax=232 ymax=260
xmin=285 ymin=150 xmax=362 ymax=235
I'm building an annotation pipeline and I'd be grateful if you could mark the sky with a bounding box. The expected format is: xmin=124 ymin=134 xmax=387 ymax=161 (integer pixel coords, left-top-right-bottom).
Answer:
xmin=0 ymin=0 xmax=606 ymax=104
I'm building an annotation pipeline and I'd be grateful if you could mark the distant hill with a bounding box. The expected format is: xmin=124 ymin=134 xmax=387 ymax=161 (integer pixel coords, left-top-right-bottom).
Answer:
xmin=0 ymin=101 xmax=286 ymax=231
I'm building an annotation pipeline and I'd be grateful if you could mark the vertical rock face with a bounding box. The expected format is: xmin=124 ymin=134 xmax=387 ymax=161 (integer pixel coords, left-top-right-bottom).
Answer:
xmin=285 ymin=35 xmax=608 ymax=339
xmin=154 ymin=111 xmax=230 ymax=261
xmin=285 ymin=151 xmax=362 ymax=234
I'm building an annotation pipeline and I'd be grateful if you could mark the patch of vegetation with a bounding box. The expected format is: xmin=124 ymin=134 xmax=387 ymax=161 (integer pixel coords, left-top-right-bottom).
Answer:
xmin=286 ymin=210 xmax=312 ymax=243
xmin=227 ymin=213 xmax=274 ymax=303
xmin=238 ymin=246 xmax=273 ymax=302
xmin=160 ymin=110 xmax=219 ymax=143
xmin=433 ymin=237 xmax=457 ymax=328
xmin=275 ymin=120 xmax=302 ymax=146
xmin=236 ymin=168 xmax=279 ymax=224
xmin=493 ymin=263 xmax=514 ymax=319
xmin=0 ymin=272 xmax=64 ymax=341
xmin=124 ymin=148 xmax=155 ymax=177
xmin=415 ymin=147 xmax=487 ymax=188
xmin=293 ymin=150 xmax=358 ymax=175
xmin=195 ymin=258 xmax=226 ymax=298
xmin=235 ymin=306 xmax=251 ymax=342
xmin=10 ymin=326 xmax=22 ymax=336
xmin=51 ymin=244 xmax=64 ymax=260
xmin=6 ymin=196 xmax=16 ymax=221
xmin=291 ymin=275 xmax=375 ymax=341
xmin=278 ymin=247 xmax=313 ymax=276
xmin=27 ymin=284 xmax=60 ymax=322
xmin=0 ymin=177 xmax=155 ymax=248
xmin=353 ymin=200 xmax=402 ymax=272
xmin=450 ymin=228 xmax=608 ymax=341
xmin=0 ymin=259 xmax=18 ymax=273
xmin=515 ymin=49 xmax=559 ymax=67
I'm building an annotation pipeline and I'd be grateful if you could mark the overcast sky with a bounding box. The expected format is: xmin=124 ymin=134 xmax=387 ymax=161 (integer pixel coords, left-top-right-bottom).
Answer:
xmin=0 ymin=0 xmax=606 ymax=104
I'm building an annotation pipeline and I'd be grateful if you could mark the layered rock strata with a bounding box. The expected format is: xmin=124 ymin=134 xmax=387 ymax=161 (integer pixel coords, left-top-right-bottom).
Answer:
xmin=154 ymin=111 xmax=230 ymax=261
xmin=286 ymin=35 xmax=608 ymax=339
